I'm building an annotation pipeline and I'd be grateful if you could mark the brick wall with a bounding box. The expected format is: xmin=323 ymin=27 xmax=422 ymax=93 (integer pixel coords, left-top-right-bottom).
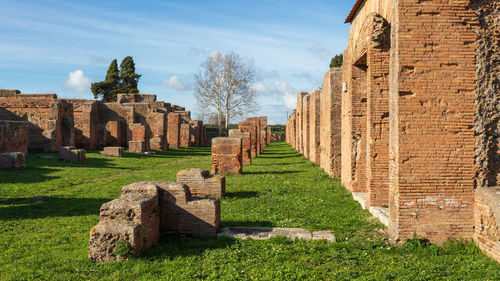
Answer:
xmin=167 ymin=112 xmax=181 ymax=148
xmin=239 ymin=121 xmax=258 ymax=158
xmin=309 ymin=90 xmax=321 ymax=165
xmin=0 ymin=120 xmax=29 ymax=154
xmin=211 ymin=137 xmax=243 ymax=175
xmin=319 ymin=68 xmax=342 ymax=178
xmin=229 ymin=129 xmax=252 ymax=165
xmin=302 ymin=94 xmax=311 ymax=159
xmin=176 ymin=168 xmax=226 ymax=197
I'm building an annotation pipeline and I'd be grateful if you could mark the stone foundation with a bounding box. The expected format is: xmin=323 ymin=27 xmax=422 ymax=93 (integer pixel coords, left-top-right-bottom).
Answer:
xmin=0 ymin=152 xmax=25 ymax=169
xmin=101 ymin=147 xmax=124 ymax=157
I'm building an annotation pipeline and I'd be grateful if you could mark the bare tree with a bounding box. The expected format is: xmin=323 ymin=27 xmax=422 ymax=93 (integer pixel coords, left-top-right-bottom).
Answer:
xmin=194 ymin=51 xmax=258 ymax=135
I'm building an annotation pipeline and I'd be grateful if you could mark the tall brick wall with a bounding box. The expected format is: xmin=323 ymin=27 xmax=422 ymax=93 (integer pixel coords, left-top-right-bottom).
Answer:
xmin=180 ymin=123 xmax=191 ymax=148
xmin=167 ymin=112 xmax=181 ymax=148
xmin=302 ymin=94 xmax=311 ymax=160
xmin=387 ymin=0 xmax=477 ymax=243
xmin=309 ymin=90 xmax=321 ymax=165
xmin=68 ymin=100 xmax=98 ymax=150
xmin=365 ymin=14 xmax=390 ymax=209
xmin=319 ymin=68 xmax=342 ymax=178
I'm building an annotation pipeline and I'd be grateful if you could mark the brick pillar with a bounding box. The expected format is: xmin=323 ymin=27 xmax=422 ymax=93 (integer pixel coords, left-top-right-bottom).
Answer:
xmin=131 ymin=123 xmax=150 ymax=151
xmin=302 ymin=94 xmax=310 ymax=159
xmin=105 ymin=120 xmax=124 ymax=147
xmin=228 ymin=129 xmax=252 ymax=165
xmin=320 ymin=68 xmax=342 ymax=178
xmin=239 ymin=121 xmax=258 ymax=158
xmin=211 ymin=137 xmax=242 ymax=175
xmin=180 ymin=123 xmax=191 ymax=147
xmin=167 ymin=113 xmax=180 ymax=148
xmin=246 ymin=117 xmax=262 ymax=155
xmin=309 ymin=90 xmax=321 ymax=165
xmin=388 ymin=2 xmax=476 ymax=243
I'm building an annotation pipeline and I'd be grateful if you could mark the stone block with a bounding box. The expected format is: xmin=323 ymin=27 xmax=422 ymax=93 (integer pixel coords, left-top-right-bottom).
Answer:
xmin=211 ymin=137 xmax=242 ymax=175
xmin=89 ymin=193 xmax=160 ymax=263
xmin=0 ymin=152 xmax=25 ymax=169
xmin=176 ymin=168 xmax=226 ymax=197
xmin=0 ymin=120 xmax=29 ymax=154
xmin=129 ymin=141 xmax=145 ymax=153
xmin=100 ymin=147 xmax=124 ymax=157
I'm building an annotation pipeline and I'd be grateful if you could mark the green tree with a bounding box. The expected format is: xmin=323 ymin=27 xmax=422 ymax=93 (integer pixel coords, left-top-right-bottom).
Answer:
xmin=330 ymin=54 xmax=343 ymax=68
xmin=119 ymin=56 xmax=141 ymax=93
xmin=91 ymin=59 xmax=120 ymax=102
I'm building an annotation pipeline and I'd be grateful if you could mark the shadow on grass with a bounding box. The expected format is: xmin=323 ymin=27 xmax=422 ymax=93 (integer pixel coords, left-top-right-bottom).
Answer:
xmin=225 ymin=191 xmax=259 ymax=199
xmin=141 ymin=235 xmax=237 ymax=260
xmin=0 ymin=196 xmax=108 ymax=220
xmin=221 ymin=220 xmax=274 ymax=228
xmin=243 ymin=170 xmax=302 ymax=175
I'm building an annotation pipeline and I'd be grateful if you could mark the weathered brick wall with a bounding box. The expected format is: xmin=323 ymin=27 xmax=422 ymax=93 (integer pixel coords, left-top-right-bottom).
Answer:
xmin=167 ymin=112 xmax=181 ymax=148
xmin=100 ymin=146 xmax=124 ymax=157
xmin=246 ymin=117 xmax=262 ymax=154
xmin=365 ymin=14 xmax=390 ymax=208
xmin=229 ymin=129 xmax=252 ymax=165
xmin=239 ymin=121 xmax=258 ymax=158
xmin=309 ymin=90 xmax=321 ymax=165
xmin=150 ymin=112 xmax=166 ymax=150
xmin=211 ymin=137 xmax=242 ymax=175
xmin=296 ymin=92 xmax=307 ymax=154
xmin=105 ymin=120 xmax=125 ymax=147
xmin=0 ymin=120 xmax=29 ymax=154
xmin=474 ymin=0 xmax=500 ymax=188
xmin=176 ymin=168 xmax=226 ymax=197
xmin=180 ymin=123 xmax=191 ymax=148
xmin=474 ymin=187 xmax=500 ymax=263
xmin=0 ymin=92 xmax=74 ymax=152
xmin=302 ymin=94 xmax=311 ymax=160
xmin=67 ymin=100 xmax=98 ymax=150
xmin=387 ymin=0 xmax=477 ymax=243
xmin=154 ymin=182 xmax=220 ymax=237
xmin=131 ymin=123 xmax=151 ymax=151
xmin=320 ymin=68 xmax=342 ymax=178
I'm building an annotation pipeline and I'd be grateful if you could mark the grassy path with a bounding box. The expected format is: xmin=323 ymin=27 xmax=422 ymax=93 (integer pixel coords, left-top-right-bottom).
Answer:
xmin=0 ymin=142 xmax=499 ymax=280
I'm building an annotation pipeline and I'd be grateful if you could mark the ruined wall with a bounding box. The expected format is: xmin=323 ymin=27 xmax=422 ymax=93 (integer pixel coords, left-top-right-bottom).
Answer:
xmin=309 ymin=90 xmax=321 ymax=165
xmin=387 ymin=0 xmax=477 ymax=243
xmin=167 ymin=112 xmax=181 ymax=148
xmin=0 ymin=121 xmax=29 ymax=154
xmin=180 ymin=123 xmax=191 ymax=148
xmin=229 ymin=129 xmax=252 ymax=165
xmin=302 ymin=94 xmax=311 ymax=160
xmin=0 ymin=92 xmax=74 ymax=152
xmin=474 ymin=0 xmax=500 ymax=189
xmin=239 ymin=121 xmax=258 ymax=158
xmin=296 ymin=93 xmax=307 ymax=154
xmin=474 ymin=187 xmax=500 ymax=263
xmin=365 ymin=14 xmax=391 ymax=208
xmin=320 ymin=68 xmax=342 ymax=178
xmin=99 ymin=103 xmax=134 ymax=147
xmin=211 ymin=137 xmax=243 ymax=175
xmin=246 ymin=117 xmax=262 ymax=154
xmin=67 ymin=100 xmax=98 ymax=150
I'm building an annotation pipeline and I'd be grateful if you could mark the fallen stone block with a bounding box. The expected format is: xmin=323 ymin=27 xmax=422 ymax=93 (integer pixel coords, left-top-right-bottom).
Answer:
xmin=0 ymin=152 xmax=25 ymax=169
xmin=100 ymin=147 xmax=124 ymax=157
xmin=219 ymin=227 xmax=336 ymax=242
xmin=59 ymin=146 xmax=86 ymax=164
xmin=129 ymin=141 xmax=145 ymax=153
xmin=176 ymin=168 xmax=226 ymax=197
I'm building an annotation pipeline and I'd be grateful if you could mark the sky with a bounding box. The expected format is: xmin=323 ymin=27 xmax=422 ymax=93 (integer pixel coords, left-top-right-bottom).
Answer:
xmin=0 ymin=0 xmax=355 ymax=124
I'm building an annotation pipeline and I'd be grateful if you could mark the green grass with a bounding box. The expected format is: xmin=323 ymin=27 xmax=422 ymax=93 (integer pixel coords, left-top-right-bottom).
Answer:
xmin=0 ymin=142 xmax=499 ymax=280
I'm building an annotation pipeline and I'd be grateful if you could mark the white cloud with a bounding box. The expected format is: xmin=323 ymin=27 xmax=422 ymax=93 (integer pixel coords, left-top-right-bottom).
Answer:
xmin=64 ymin=70 xmax=92 ymax=93
xmin=163 ymin=75 xmax=191 ymax=91
xmin=307 ymin=44 xmax=332 ymax=60
xmin=251 ymin=76 xmax=297 ymax=110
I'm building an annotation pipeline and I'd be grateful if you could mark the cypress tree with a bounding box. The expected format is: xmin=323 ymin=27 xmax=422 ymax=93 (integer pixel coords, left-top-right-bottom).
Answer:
xmin=91 ymin=59 xmax=121 ymax=102
xmin=330 ymin=54 xmax=343 ymax=68
xmin=119 ymin=56 xmax=141 ymax=93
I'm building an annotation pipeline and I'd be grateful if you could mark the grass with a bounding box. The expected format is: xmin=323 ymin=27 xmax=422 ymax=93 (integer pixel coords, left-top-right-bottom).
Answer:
xmin=0 ymin=142 xmax=499 ymax=280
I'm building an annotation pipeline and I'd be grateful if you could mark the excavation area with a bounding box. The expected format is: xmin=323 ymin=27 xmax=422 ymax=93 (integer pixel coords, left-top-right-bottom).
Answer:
xmin=1 ymin=142 xmax=499 ymax=280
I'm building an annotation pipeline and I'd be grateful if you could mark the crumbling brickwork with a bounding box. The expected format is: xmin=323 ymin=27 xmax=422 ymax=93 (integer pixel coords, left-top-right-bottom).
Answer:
xmin=105 ymin=120 xmax=125 ymax=147
xmin=131 ymin=123 xmax=150 ymax=152
xmin=211 ymin=137 xmax=242 ymax=175
xmin=176 ymin=168 xmax=226 ymax=197
xmin=239 ymin=121 xmax=258 ymax=158
xmin=302 ymin=94 xmax=311 ymax=160
xmin=180 ymin=123 xmax=191 ymax=147
xmin=475 ymin=187 xmax=500 ymax=263
xmin=0 ymin=91 xmax=74 ymax=152
xmin=229 ymin=129 xmax=252 ymax=165
xmin=89 ymin=183 xmax=160 ymax=263
xmin=309 ymin=90 xmax=321 ymax=165
xmin=319 ymin=68 xmax=342 ymax=178
xmin=246 ymin=117 xmax=262 ymax=154
xmin=0 ymin=120 xmax=29 ymax=154
xmin=167 ymin=112 xmax=181 ymax=148
xmin=65 ymin=99 xmax=98 ymax=150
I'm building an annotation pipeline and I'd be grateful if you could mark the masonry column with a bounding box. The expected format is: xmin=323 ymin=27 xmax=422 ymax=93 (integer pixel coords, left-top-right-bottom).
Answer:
xmin=309 ymin=90 xmax=321 ymax=165
xmin=302 ymin=93 xmax=310 ymax=159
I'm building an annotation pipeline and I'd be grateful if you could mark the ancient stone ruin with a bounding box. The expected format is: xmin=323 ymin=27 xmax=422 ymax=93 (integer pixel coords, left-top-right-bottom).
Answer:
xmin=89 ymin=171 xmax=223 ymax=263
xmin=228 ymin=129 xmax=252 ymax=165
xmin=100 ymin=147 xmax=124 ymax=157
xmin=0 ymin=91 xmax=206 ymax=155
xmin=285 ymin=0 xmax=500 ymax=262
xmin=211 ymin=137 xmax=243 ymax=175
xmin=59 ymin=146 xmax=86 ymax=164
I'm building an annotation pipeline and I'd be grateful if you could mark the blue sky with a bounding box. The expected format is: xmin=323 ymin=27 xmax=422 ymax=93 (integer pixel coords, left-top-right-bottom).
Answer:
xmin=0 ymin=0 xmax=355 ymax=124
